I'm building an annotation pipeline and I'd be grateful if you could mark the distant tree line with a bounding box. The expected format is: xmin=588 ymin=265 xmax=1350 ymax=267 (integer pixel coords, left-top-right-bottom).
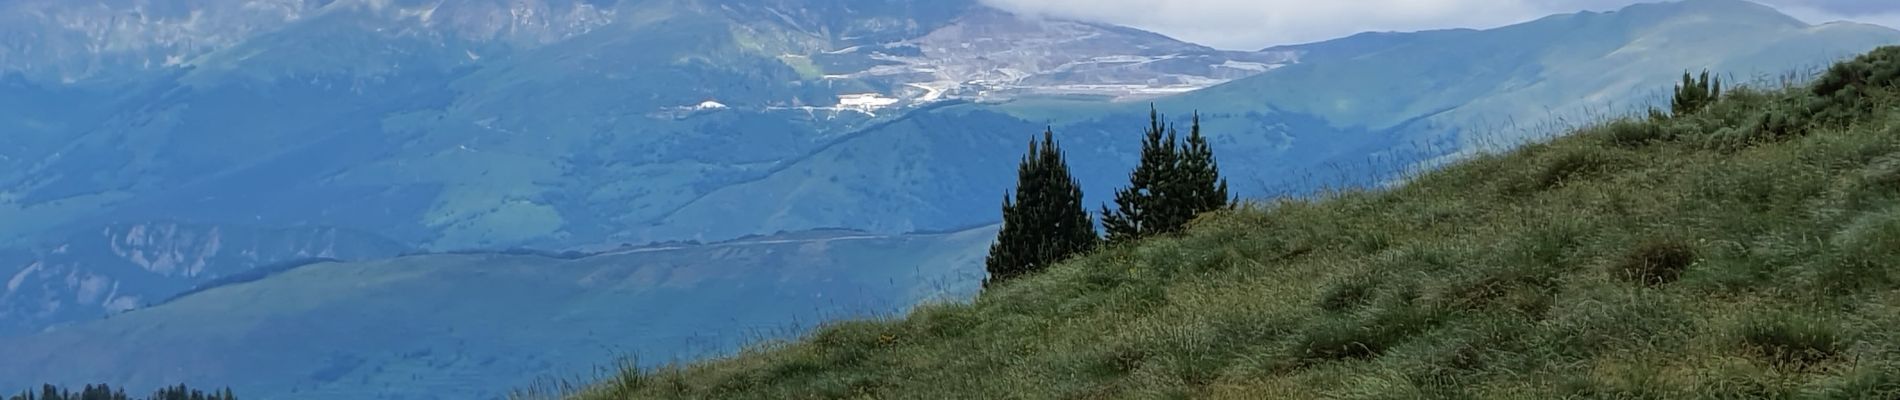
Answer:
xmin=8 ymin=384 xmax=235 ymax=400
xmin=985 ymin=106 xmax=1233 ymax=287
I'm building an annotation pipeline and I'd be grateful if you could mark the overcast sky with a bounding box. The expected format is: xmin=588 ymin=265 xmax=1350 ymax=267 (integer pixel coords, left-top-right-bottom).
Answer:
xmin=980 ymin=0 xmax=1900 ymax=50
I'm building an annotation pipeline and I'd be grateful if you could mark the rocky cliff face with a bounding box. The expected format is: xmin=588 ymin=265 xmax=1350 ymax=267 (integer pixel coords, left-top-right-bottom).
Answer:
xmin=0 ymin=221 xmax=407 ymax=335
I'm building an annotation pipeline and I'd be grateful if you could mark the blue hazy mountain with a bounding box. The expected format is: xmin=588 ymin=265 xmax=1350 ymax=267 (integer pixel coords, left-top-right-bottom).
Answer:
xmin=0 ymin=0 xmax=1287 ymax=337
xmin=0 ymin=1 xmax=1897 ymax=398
xmin=8 ymin=0 xmax=1881 ymax=250
xmin=0 ymin=0 xmax=1286 ymax=251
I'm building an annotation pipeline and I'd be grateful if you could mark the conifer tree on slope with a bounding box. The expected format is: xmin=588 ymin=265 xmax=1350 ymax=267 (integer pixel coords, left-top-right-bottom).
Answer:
xmin=1103 ymin=107 xmax=1233 ymax=243
xmin=1673 ymin=70 xmax=1722 ymax=115
xmin=985 ymin=129 xmax=1098 ymax=287
xmin=1102 ymin=106 xmax=1181 ymax=243
xmin=1178 ymin=112 xmax=1232 ymax=215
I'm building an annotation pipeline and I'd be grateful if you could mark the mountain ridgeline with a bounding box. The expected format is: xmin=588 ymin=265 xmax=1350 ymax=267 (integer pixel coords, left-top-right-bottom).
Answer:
xmin=572 ymin=46 xmax=1900 ymax=399
xmin=1 ymin=1 xmax=1898 ymax=399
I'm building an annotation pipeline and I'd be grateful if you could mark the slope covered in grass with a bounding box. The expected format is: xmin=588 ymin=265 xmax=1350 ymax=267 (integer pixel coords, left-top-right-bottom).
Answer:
xmin=577 ymin=49 xmax=1900 ymax=399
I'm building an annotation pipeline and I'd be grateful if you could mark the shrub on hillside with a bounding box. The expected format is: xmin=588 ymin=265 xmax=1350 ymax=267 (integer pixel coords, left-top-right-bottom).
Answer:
xmin=1736 ymin=313 xmax=1843 ymax=368
xmin=1438 ymin=267 xmax=1559 ymax=316
xmin=1842 ymin=156 xmax=1900 ymax=212
xmin=1294 ymin=291 xmax=1438 ymax=363
xmin=1616 ymin=238 xmax=1697 ymax=286
xmin=1316 ymin=273 xmax=1382 ymax=312
xmin=1818 ymin=207 xmax=1900 ymax=292
xmin=1293 ymin=312 xmax=1418 ymax=362
xmin=908 ymin=303 xmax=979 ymax=338
xmin=1748 ymin=103 xmax=1810 ymax=142
xmin=1813 ymin=46 xmax=1900 ymax=124
xmin=1663 ymin=87 xmax=1816 ymax=150
xmin=1817 ymin=363 xmax=1900 ymax=399
xmin=1545 ymin=291 xmax=1691 ymax=360
xmin=1815 ymin=46 xmax=1900 ymax=100
xmin=1605 ymin=119 xmax=1667 ymax=148
xmin=1533 ymin=146 xmax=1620 ymax=191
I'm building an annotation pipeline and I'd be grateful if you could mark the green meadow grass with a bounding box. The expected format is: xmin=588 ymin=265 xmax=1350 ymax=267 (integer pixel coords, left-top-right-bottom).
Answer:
xmin=569 ymin=55 xmax=1900 ymax=399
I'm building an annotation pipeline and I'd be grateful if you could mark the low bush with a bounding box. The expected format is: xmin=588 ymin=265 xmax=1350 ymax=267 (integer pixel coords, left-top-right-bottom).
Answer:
xmin=1616 ymin=238 xmax=1698 ymax=286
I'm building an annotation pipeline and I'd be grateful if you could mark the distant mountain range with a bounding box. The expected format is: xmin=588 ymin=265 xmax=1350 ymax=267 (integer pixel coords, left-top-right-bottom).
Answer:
xmin=0 ymin=0 xmax=1299 ymax=338
xmin=0 ymin=0 xmax=1897 ymax=398
xmin=0 ymin=0 xmax=1291 ymax=252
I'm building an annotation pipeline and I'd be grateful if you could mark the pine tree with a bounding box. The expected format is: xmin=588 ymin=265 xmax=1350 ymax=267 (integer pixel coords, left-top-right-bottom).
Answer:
xmin=1711 ymin=74 xmax=1723 ymax=101
xmin=1672 ymin=70 xmax=1722 ymax=115
xmin=1102 ymin=106 xmax=1181 ymax=242
xmin=1703 ymin=71 xmax=1723 ymax=109
xmin=1104 ymin=108 xmax=1233 ymax=243
xmin=1177 ymin=113 xmax=1232 ymax=215
xmin=1672 ymin=72 xmax=1695 ymax=115
xmin=985 ymin=129 xmax=1099 ymax=287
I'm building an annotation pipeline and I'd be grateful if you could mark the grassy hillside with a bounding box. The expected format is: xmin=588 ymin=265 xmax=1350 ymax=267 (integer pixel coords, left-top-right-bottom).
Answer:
xmin=574 ymin=49 xmax=1900 ymax=399
xmin=0 ymin=227 xmax=997 ymax=400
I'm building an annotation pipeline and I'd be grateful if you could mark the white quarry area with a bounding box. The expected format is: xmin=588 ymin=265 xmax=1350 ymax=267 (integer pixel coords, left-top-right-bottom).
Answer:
xmin=1217 ymin=60 xmax=1281 ymax=72
xmin=812 ymin=9 xmax=1299 ymax=106
xmin=761 ymin=92 xmax=908 ymax=118
xmin=837 ymin=93 xmax=901 ymax=112
xmin=650 ymin=99 xmax=733 ymax=119
xmin=662 ymin=9 xmax=1299 ymax=117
